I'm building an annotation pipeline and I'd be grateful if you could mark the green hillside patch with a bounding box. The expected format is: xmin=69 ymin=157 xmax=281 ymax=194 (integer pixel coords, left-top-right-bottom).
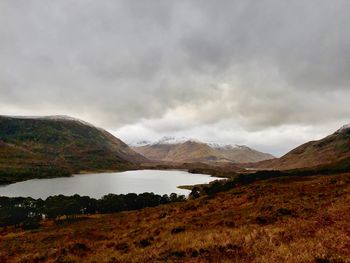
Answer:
xmin=0 ymin=116 xmax=146 ymax=184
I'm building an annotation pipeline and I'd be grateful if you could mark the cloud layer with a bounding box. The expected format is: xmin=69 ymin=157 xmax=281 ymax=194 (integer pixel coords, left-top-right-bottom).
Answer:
xmin=1 ymin=0 xmax=350 ymax=155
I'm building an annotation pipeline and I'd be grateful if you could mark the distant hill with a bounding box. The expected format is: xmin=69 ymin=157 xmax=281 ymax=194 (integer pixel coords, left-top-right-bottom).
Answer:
xmin=134 ymin=141 xmax=225 ymax=163
xmin=209 ymin=144 xmax=275 ymax=163
xmin=0 ymin=115 xmax=147 ymax=184
xmin=132 ymin=137 xmax=274 ymax=163
xmin=254 ymin=125 xmax=350 ymax=170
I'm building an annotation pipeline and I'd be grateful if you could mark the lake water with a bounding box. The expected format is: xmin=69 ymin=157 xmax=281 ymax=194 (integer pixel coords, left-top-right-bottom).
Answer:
xmin=0 ymin=170 xmax=224 ymax=199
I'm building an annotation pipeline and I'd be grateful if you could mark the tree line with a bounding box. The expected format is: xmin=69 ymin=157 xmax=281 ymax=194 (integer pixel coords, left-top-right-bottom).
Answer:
xmin=0 ymin=192 xmax=185 ymax=229
xmin=189 ymin=163 xmax=350 ymax=198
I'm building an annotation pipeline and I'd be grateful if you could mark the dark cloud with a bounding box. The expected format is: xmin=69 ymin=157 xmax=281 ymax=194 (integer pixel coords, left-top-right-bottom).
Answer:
xmin=1 ymin=0 xmax=349 ymax=155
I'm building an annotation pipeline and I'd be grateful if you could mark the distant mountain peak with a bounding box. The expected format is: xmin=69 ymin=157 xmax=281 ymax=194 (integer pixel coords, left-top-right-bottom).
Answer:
xmin=154 ymin=136 xmax=201 ymax=145
xmin=130 ymin=140 xmax=152 ymax=147
xmin=130 ymin=136 xmax=202 ymax=147
xmin=132 ymin=136 xmax=274 ymax=163
xmin=207 ymin=142 xmax=248 ymax=150
xmin=133 ymin=137 xmax=249 ymax=148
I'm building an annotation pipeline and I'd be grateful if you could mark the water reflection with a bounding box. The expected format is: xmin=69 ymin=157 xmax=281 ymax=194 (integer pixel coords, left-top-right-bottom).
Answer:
xmin=0 ymin=170 xmax=223 ymax=199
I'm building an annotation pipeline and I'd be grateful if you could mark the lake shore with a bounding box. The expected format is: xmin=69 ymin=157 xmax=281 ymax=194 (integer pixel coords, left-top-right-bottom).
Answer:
xmin=0 ymin=170 xmax=223 ymax=199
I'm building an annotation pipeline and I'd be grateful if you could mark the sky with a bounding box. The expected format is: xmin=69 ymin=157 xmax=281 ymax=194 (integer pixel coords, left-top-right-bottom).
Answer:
xmin=1 ymin=0 xmax=350 ymax=156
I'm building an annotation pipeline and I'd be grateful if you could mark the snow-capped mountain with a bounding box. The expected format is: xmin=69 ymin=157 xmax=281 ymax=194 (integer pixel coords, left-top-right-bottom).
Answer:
xmin=130 ymin=136 xmax=201 ymax=147
xmin=129 ymin=140 xmax=153 ymax=147
xmin=131 ymin=137 xmax=275 ymax=163
xmin=207 ymin=143 xmax=249 ymax=150
xmin=153 ymin=136 xmax=200 ymax=145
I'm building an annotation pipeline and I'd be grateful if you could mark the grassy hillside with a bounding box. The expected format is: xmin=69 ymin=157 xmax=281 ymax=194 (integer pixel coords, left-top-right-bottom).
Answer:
xmin=164 ymin=141 xmax=227 ymax=162
xmin=0 ymin=116 xmax=147 ymax=184
xmin=1 ymin=172 xmax=349 ymax=262
xmin=140 ymin=161 xmax=244 ymax=178
xmin=133 ymin=141 xmax=274 ymax=164
xmin=0 ymin=140 xmax=71 ymax=184
xmin=134 ymin=141 xmax=226 ymax=163
xmin=215 ymin=145 xmax=275 ymax=163
xmin=253 ymin=126 xmax=350 ymax=170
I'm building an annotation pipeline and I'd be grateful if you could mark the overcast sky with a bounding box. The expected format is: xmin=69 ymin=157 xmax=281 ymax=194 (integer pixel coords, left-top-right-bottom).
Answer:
xmin=1 ymin=0 xmax=350 ymax=156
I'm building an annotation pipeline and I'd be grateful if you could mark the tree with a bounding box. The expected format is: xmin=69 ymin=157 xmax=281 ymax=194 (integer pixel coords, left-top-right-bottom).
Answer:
xmin=189 ymin=187 xmax=201 ymax=199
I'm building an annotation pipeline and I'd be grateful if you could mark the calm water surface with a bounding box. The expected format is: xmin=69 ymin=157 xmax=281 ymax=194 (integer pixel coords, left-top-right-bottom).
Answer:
xmin=0 ymin=170 xmax=224 ymax=199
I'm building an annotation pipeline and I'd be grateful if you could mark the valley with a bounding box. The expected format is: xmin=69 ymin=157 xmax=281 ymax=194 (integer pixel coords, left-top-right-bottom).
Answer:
xmin=2 ymin=2 xmax=350 ymax=262
xmin=1 ymin=116 xmax=350 ymax=262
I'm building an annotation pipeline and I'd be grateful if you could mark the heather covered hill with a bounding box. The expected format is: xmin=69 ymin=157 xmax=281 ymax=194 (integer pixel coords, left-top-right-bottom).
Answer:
xmin=133 ymin=137 xmax=274 ymax=164
xmin=0 ymin=116 xmax=147 ymax=183
xmin=0 ymin=140 xmax=70 ymax=184
xmin=1 ymin=171 xmax=349 ymax=262
xmin=254 ymin=125 xmax=350 ymax=170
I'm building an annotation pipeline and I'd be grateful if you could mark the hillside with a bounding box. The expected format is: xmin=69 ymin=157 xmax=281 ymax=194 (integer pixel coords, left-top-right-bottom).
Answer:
xmin=1 ymin=171 xmax=349 ymax=262
xmin=211 ymin=144 xmax=275 ymax=163
xmin=254 ymin=125 xmax=350 ymax=170
xmin=0 ymin=115 xmax=147 ymax=184
xmin=132 ymin=138 xmax=274 ymax=164
xmin=134 ymin=141 xmax=227 ymax=163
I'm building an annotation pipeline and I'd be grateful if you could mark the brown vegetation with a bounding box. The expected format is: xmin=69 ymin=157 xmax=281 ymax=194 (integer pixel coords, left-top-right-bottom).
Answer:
xmin=140 ymin=161 xmax=245 ymax=178
xmin=133 ymin=140 xmax=274 ymax=164
xmin=0 ymin=116 xmax=147 ymax=184
xmin=252 ymin=126 xmax=350 ymax=170
xmin=1 ymin=172 xmax=350 ymax=262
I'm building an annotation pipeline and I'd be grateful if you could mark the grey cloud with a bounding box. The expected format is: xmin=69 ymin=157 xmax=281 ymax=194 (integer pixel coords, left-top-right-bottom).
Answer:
xmin=1 ymin=0 xmax=350 ymax=155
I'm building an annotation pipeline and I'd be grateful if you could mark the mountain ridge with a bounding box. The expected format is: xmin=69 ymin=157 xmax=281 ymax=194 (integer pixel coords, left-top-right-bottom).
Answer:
xmin=132 ymin=137 xmax=274 ymax=164
xmin=0 ymin=115 xmax=147 ymax=184
xmin=252 ymin=125 xmax=350 ymax=170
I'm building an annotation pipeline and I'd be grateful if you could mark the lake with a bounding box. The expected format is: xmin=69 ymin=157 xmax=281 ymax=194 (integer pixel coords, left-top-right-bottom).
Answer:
xmin=0 ymin=170 xmax=224 ymax=199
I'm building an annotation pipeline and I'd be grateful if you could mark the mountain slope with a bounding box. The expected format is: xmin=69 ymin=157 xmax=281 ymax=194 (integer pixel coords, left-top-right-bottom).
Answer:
xmin=211 ymin=144 xmax=275 ymax=163
xmin=134 ymin=141 xmax=227 ymax=163
xmin=0 ymin=115 xmax=147 ymax=183
xmin=133 ymin=138 xmax=274 ymax=163
xmin=254 ymin=125 xmax=350 ymax=170
xmin=2 ymin=172 xmax=350 ymax=262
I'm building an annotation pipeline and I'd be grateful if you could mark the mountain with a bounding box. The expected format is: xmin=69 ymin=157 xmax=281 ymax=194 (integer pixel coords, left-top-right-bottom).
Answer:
xmin=135 ymin=140 xmax=226 ymax=163
xmin=132 ymin=137 xmax=274 ymax=163
xmin=210 ymin=144 xmax=275 ymax=163
xmin=0 ymin=115 xmax=147 ymax=183
xmin=254 ymin=125 xmax=350 ymax=170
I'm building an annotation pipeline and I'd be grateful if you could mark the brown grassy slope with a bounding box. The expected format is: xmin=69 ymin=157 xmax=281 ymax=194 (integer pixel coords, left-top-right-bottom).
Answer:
xmin=215 ymin=145 xmax=275 ymax=163
xmin=0 ymin=141 xmax=71 ymax=184
xmin=134 ymin=141 xmax=228 ymax=163
xmin=0 ymin=116 xmax=148 ymax=183
xmin=1 ymin=173 xmax=350 ymax=262
xmin=252 ymin=127 xmax=350 ymax=170
xmin=133 ymin=141 xmax=274 ymax=164
xmin=0 ymin=141 xmax=44 ymax=167
xmin=132 ymin=144 xmax=174 ymax=161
